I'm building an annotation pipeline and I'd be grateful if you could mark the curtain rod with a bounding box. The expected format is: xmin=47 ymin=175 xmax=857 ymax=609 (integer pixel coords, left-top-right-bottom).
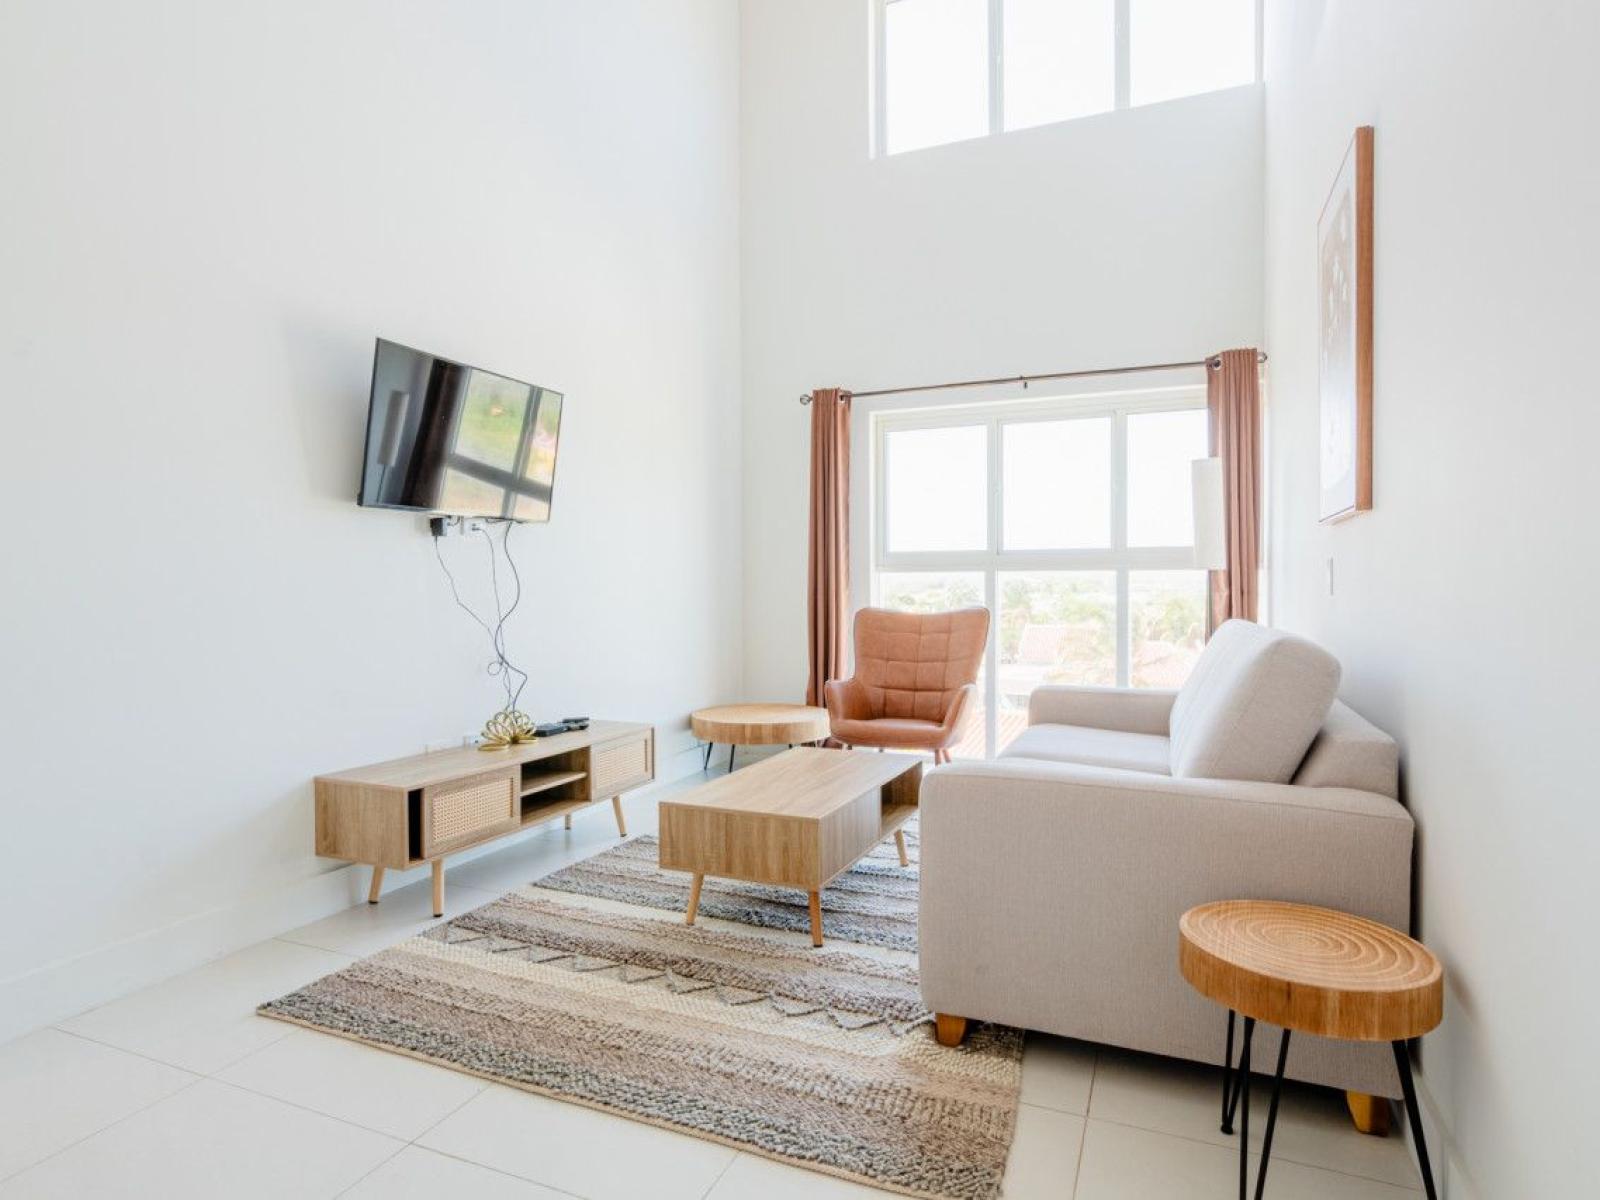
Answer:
xmin=797 ymin=352 xmax=1268 ymax=403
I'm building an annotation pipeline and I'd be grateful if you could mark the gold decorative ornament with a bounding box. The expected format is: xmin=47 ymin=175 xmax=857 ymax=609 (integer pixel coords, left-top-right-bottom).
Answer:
xmin=479 ymin=709 xmax=537 ymax=750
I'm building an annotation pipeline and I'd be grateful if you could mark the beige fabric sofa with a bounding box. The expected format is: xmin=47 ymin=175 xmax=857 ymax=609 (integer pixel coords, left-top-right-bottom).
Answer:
xmin=918 ymin=620 xmax=1412 ymax=1097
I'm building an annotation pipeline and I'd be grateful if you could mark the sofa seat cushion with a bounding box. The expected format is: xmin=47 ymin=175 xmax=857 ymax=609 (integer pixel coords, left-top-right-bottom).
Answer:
xmin=832 ymin=716 xmax=943 ymax=747
xmin=1169 ymin=619 xmax=1341 ymax=784
xmin=1001 ymin=723 xmax=1171 ymax=775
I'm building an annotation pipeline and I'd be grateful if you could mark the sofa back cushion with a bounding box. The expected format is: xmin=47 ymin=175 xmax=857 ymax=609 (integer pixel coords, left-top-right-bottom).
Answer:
xmin=1169 ymin=619 xmax=1341 ymax=783
xmin=1293 ymin=701 xmax=1399 ymax=798
xmin=851 ymin=606 xmax=990 ymax=721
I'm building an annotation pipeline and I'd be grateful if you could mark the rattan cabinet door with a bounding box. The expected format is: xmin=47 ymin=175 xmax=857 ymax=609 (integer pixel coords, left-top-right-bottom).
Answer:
xmin=420 ymin=767 xmax=518 ymax=858
xmin=588 ymin=732 xmax=654 ymax=799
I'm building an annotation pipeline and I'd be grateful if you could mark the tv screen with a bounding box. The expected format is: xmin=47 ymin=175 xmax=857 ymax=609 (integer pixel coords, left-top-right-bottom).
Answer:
xmin=358 ymin=339 xmax=564 ymax=522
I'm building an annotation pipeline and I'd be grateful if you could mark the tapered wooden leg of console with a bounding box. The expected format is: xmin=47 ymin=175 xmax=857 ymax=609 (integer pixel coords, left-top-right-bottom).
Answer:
xmin=367 ymin=865 xmax=384 ymax=905
xmin=564 ymin=813 xmax=572 ymax=830
xmin=685 ymin=873 xmax=704 ymax=925
xmin=808 ymin=891 xmax=824 ymax=946
xmin=431 ymin=859 xmax=444 ymax=918
xmin=934 ymin=1014 xmax=969 ymax=1047
xmin=612 ymin=795 xmax=627 ymax=837
xmin=894 ymin=829 xmax=909 ymax=867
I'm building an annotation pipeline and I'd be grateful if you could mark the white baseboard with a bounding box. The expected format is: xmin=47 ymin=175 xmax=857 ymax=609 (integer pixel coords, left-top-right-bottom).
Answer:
xmin=1402 ymin=1066 xmax=1477 ymax=1200
xmin=0 ymin=738 xmax=706 ymax=1045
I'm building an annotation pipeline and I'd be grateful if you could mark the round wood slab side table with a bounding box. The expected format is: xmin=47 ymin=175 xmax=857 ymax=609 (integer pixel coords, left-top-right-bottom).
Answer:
xmin=1179 ymin=900 xmax=1444 ymax=1200
xmin=689 ymin=704 xmax=831 ymax=773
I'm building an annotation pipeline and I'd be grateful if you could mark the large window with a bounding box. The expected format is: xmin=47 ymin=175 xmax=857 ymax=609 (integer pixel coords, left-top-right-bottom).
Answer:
xmin=870 ymin=390 xmax=1209 ymax=756
xmin=875 ymin=0 xmax=1259 ymax=155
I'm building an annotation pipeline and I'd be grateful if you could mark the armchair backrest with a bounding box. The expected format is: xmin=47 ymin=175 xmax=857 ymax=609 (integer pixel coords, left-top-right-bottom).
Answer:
xmin=850 ymin=607 xmax=990 ymax=721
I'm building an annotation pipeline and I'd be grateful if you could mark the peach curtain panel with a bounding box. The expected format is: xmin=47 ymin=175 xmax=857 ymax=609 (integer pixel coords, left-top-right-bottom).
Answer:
xmin=805 ymin=388 xmax=852 ymax=705
xmin=1207 ymin=349 xmax=1261 ymax=632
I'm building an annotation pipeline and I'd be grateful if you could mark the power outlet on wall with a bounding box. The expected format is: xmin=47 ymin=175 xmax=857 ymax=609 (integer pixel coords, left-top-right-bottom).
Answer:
xmin=424 ymin=733 xmax=483 ymax=753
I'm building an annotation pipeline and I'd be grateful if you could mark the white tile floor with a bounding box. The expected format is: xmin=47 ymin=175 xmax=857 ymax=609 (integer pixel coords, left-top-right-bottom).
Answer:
xmin=0 ymin=770 xmax=1427 ymax=1199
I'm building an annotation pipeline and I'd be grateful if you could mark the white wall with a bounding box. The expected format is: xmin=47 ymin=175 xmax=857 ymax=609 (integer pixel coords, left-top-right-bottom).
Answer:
xmin=1262 ymin=3 xmax=1600 ymax=1195
xmin=0 ymin=0 xmax=741 ymax=1040
xmin=739 ymin=0 xmax=1264 ymax=700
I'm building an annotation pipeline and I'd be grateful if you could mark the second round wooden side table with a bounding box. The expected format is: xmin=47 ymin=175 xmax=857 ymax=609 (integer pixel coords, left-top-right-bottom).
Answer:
xmin=1179 ymin=900 xmax=1444 ymax=1200
xmin=689 ymin=703 xmax=831 ymax=772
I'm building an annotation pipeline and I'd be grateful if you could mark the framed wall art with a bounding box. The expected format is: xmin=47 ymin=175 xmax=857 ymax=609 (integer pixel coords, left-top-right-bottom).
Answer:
xmin=1318 ymin=125 xmax=1374 ymax=523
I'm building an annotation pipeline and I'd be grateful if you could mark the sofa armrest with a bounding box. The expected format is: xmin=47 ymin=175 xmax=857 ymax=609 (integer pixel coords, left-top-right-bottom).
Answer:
xmin=1027 ymin=685 xmax=1176 ymax=735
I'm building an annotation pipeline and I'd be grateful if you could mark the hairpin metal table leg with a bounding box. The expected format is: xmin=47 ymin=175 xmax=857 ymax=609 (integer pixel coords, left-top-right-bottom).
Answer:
xmin=1221 ymin=1010 xmax=1237 ymax=1133
xmin=1393 ymin=1041 xmax=1439 ymax=1200
xmin=1253 ymin=1029 xmax=1291 ymax=1199
xmin=1236 ymin=1016 xmax=1253 ymax=1200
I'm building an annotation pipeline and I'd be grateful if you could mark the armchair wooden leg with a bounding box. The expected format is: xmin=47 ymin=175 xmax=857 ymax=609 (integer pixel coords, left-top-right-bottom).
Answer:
xmin=367 ymin=865 xmax=384 ymax=905
xmin=1346 ymin=1091 xmax=1391 ymax=1136
xmin=934 ymin=1014 xmax=969 ymax=1047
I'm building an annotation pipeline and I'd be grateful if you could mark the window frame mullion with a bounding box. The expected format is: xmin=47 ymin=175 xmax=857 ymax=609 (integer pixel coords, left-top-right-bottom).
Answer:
xmin=987 ymin=0 xmax=1004 ymax=136
xmin=1114 ymin=0 xmax=1131 ymax=111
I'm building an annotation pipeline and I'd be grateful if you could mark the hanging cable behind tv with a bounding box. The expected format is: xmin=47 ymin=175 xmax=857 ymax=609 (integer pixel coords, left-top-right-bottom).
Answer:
xmin=431 ymin=517 xmax=538 ymax=747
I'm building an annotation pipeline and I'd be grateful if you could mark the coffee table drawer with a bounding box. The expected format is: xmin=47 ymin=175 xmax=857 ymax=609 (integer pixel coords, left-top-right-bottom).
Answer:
xmin=659 ymin=808 xmax=819 ymax=890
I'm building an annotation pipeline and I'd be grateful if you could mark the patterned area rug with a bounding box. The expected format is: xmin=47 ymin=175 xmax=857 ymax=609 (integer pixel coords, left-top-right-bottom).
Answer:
xmin=260 ymin=830 xmax=1021 ymax=1200
xmin=536 ymin=822 xmax=920 ymax=950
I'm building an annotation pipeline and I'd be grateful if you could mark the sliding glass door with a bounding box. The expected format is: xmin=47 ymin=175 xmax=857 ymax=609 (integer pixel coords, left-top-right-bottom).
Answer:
xmin=868 ymin=389 xmax=1208 ymax=758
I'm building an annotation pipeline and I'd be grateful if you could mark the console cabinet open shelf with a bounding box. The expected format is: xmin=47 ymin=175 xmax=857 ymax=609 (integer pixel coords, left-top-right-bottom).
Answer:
xmin=315 ymin=720 xmax=654 ymax=916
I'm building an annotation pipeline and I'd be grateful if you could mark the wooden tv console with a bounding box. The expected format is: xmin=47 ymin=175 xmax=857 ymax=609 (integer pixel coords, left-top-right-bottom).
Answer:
xmin=315 ymin=720 xmax=655 ymax=917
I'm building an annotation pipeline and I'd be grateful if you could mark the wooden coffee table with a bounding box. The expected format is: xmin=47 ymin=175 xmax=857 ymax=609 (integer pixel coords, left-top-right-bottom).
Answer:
xmin=1180 ymin=900 xmax=1444 ymax=1200
xmin=658 ymin=747 xmax=921 ymax=946
xmin=689 ymin=703 xmax=831 ymax=773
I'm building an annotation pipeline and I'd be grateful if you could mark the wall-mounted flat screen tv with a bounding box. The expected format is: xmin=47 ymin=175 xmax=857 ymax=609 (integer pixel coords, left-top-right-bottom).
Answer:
xmin=358 ymin=339 xmax=563 ymax=522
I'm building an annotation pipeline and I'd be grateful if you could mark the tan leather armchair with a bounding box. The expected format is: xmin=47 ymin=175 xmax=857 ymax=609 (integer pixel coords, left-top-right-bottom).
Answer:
xmin=824 ymin=607 xmax=990 ymax=763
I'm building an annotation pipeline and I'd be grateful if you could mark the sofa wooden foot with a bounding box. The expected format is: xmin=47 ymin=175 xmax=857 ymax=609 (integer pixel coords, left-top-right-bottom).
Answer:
xmin=934 ymin=1014 xmax=968 ymax=1047
xmin=1346 ymin=1091 xmax=1391 ymax=1136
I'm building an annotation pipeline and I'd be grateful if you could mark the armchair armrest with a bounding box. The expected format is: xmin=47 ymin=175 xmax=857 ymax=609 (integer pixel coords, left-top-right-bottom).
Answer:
xmin=824 ymin=677 xmax=873 ymax=722
xmin=1027 ymin=685 xmax=1176 ymax=735
xmin=937 ymin=682 xmax=978 ymax=742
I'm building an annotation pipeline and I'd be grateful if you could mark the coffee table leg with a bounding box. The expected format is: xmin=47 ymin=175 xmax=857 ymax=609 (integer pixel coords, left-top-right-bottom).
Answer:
xmin=685 ymin=873 xmax=704 ymax=925
xmin=808 ymin=891 xmax=823 ymax=947
xmin=701 ymin=742 xmax=713 ymax=770
xmin=1393 ymin=1041 xmax=1439 ymax=1200
xmin=894 ymin=829 xmax=909 ymax=867
xmin=728 ymin=743 xmax=736 ymax=773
